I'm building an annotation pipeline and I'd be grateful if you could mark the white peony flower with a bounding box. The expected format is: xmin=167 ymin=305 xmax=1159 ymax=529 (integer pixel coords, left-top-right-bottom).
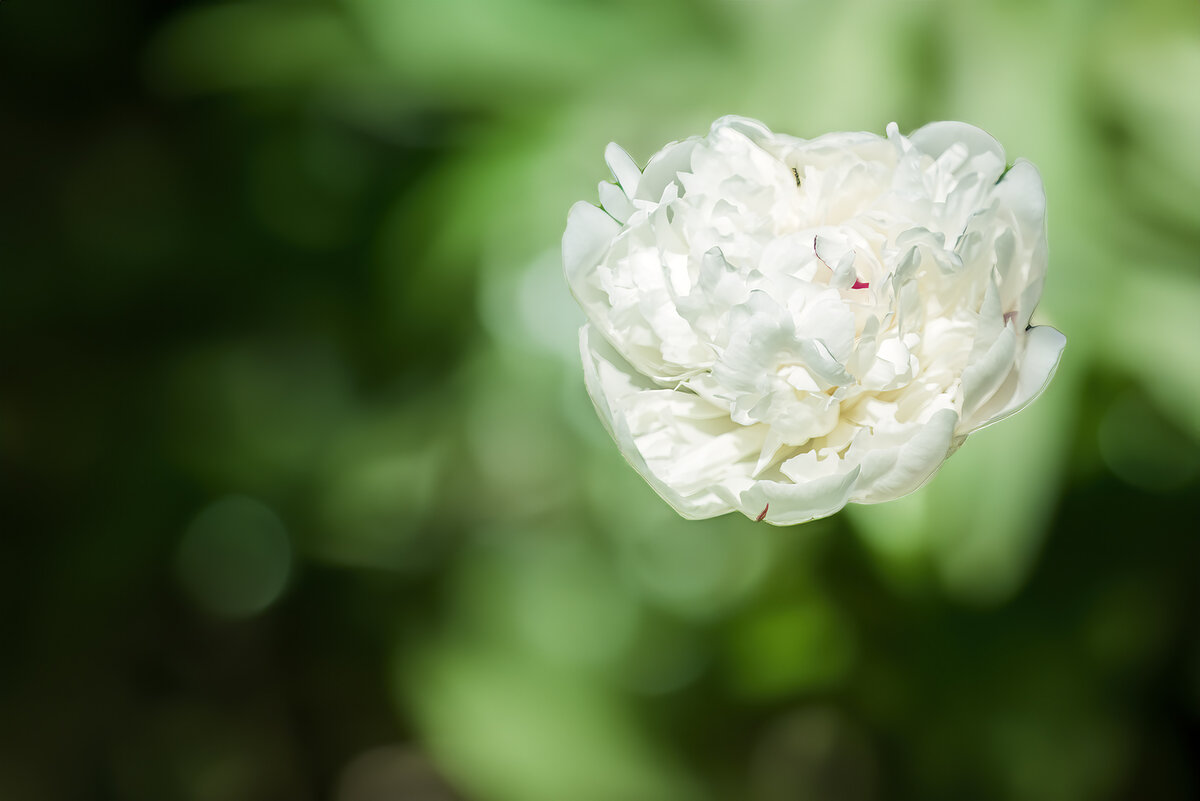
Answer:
xmin=564 ymin=116 xmax=1065 ymax=525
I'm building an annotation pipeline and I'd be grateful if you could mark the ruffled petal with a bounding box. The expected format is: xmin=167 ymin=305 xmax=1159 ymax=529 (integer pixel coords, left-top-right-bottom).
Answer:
xmin=850 ymin=408 xmax=960 ymax=503
xmin=738 ymin=468 xmax=862 ymax=526
xmin=960 ymin=324 xmax=1066 ymax=433
xmin=581 ymin=325 xmax=759 ymax=519
xmin=909 ymin=121 xmax=1007 ymax=185
xmin=562 ymin=200 xmax=619 ymax=297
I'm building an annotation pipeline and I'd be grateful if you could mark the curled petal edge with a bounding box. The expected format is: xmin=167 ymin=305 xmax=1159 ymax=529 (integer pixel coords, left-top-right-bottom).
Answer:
xmin=961 ymin=324 xmax=1067 ymax=434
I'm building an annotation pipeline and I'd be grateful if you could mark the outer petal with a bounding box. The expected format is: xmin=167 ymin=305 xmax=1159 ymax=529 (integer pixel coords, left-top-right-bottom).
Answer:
xmin=562 ymin=200 xmax=619 ymax=304
xmin=961 ymin=325 xmax=1017 ymax=420
xmin=737 ymin=469 xmax=861 ymax=526
xmin=850 ymin=408 xmax=960 ymax=503
xmin=960 ymin=324 xmax=1067 ymax=433
xmin=635 ymin=139 xmax=698 ymax=203
xmin=597 ymin=180 xmax=635 ymax=224
xmin=960 ymin=278 xmax=1018 ymax=419
xmin=604 ymin=142 xmax=641 ymax=196
xmin=909 ymin=121 xmax=1007 ymax=184
xmin=564 ymin=201 xmax=670 ymax=377
xmin=581 ymin=325 xmax=756 ymax=519
xmin=992 ymin=159 xmax=1047 ymax=230
xmin=991 ymin=160 xmax=1050 ymax=329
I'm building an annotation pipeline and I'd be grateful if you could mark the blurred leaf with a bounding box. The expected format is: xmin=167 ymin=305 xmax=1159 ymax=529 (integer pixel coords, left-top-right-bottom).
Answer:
xmin=146 ymin=3 xmax=363 ymax=93
xmin=401 ymin=644 xmax=703 ymax=801
xmin=725 ymin=598 xmax=856 ymax=699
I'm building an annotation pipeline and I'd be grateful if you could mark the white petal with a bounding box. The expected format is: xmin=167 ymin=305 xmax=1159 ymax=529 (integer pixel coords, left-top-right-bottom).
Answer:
xmin=909 ymin=121 xmax=1007 ymax=184
xmin=993 ymin=159 xmax=1047 ymax=228
xmin=711 ymin=293 xmax=791 ymax=394
xmin=962 ymin=325 xmax=1066 ymax=433
xmin=562 ymin=201 xmax=619 ymax=292
xmin=850 ymin=408 xmax=960 ymax=503
xmin=597 ymin=180 xmax=635 ymax=224
xmin=961 ymin=325 xmax=1017 ymax=418
xmin=961 ymin=279 xmax=1018 ymax=416
xmin=738 ymin=468 xmax=861 ymax=526
xmin=581 ymin=325 xmax=751 ymax=520
xmin=710 ymin=115 xmax=775 ymax=143
xmin=635 ymin=139 xmax=698 ymax=202
xmin=604 ymin=142 xmax=641 ymax=196
xmin=991 ymin=162 xmax=1048 ymax=301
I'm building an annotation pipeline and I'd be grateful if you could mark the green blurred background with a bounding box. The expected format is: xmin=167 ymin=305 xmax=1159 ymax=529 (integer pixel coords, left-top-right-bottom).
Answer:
xmin=3 ymin=0 xmax=1200 ymax=799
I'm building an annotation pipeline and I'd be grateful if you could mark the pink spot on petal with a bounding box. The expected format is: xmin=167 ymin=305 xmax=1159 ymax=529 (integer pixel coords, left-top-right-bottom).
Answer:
xmin=1003 ymin=310 xmax=1017 ymax=325
xmin=852 ymin=279 xmax=870 ymax=289
xmin=756 ymin=504 xmax=769 ymax=522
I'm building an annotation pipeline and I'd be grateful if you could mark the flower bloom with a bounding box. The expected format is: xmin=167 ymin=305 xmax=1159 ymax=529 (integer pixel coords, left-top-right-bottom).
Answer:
xmin=564 ymin=116 xmax=1065 ymax=524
